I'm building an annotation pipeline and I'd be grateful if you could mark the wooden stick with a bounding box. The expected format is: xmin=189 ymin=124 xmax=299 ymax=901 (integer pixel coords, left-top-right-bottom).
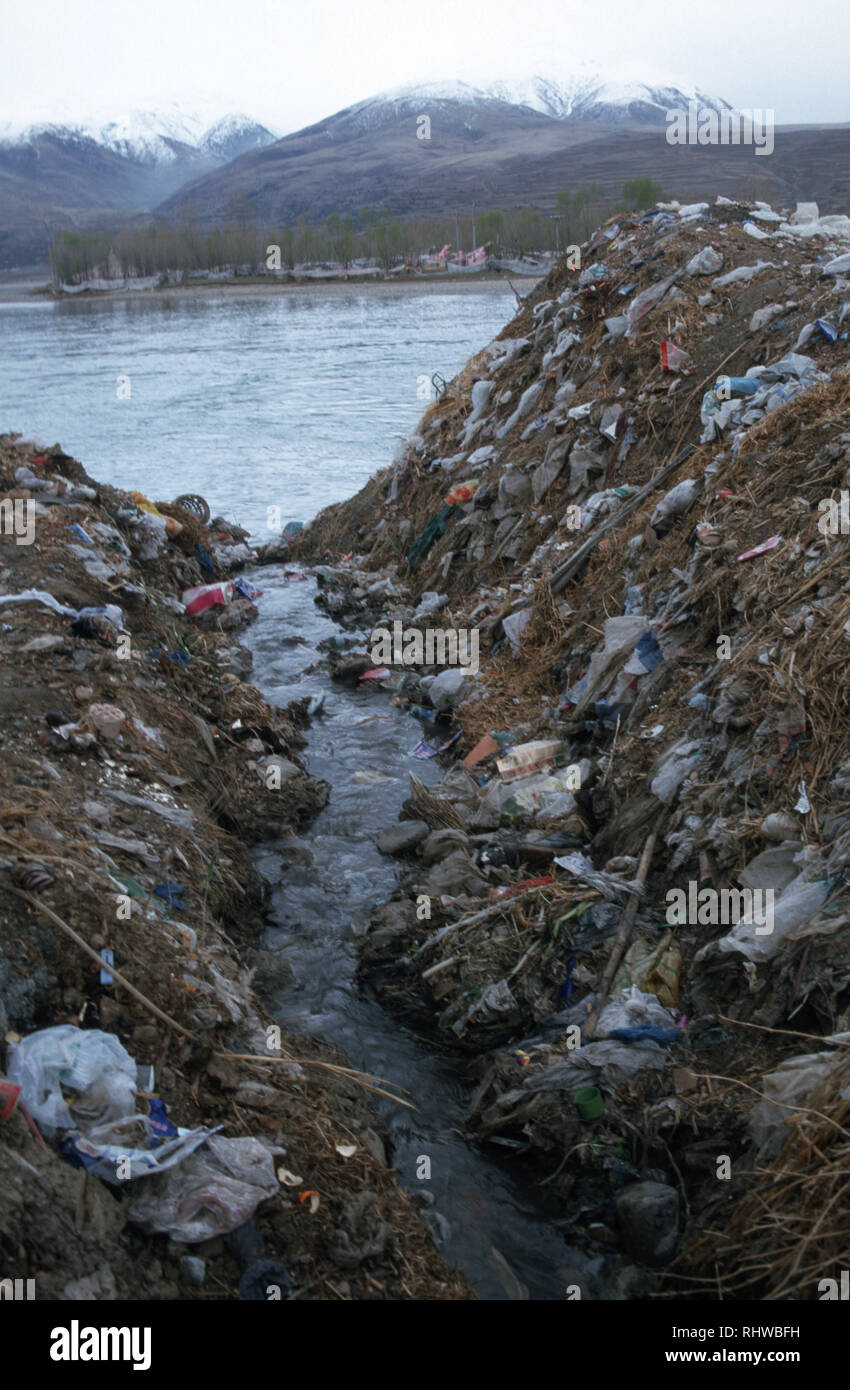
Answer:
xmin=546 ymin=445 xmax=696 ymax=598
xmin=583 ymin=826 xmax=660 ymax=1040
xmin=222 ymin=1052 xmax=416 ymax=1110
xmin=6 ymin=885 xmax=195 ymax=1038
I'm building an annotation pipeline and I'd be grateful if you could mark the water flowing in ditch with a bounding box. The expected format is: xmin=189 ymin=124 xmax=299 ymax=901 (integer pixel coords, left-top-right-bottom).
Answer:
xmin=243 ymin=567 xmax=602 ymax=1301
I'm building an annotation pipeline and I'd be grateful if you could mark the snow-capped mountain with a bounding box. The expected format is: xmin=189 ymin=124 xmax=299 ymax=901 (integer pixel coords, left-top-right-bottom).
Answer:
xmin=0 ymin=106 xmax=278 ymax=166
xmin=345 ymin=66 xmax=734 ymax=131
xmin=199 ymin=115 xmax=279 ymax=162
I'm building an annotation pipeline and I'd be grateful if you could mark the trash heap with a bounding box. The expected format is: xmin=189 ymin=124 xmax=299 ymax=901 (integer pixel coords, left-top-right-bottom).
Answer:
xmin=0 ymin=435 xmax=469 ymax=1301
xmin=289 ymin=196 xmax=850 ymax=1298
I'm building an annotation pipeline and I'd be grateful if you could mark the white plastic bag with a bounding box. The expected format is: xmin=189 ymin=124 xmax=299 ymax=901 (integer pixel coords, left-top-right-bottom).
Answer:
xmin=7 ymin=1025 xmax=137 ymax=1135
xmin=125 ymin=1135 xmax=280 ymax=1242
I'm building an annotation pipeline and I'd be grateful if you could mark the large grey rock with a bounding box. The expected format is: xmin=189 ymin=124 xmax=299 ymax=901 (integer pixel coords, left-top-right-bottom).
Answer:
xmin=376 ymin=820 xmax=429 ymax=855
xmin=615 ymin=1181 xmax=679 ymax=1267
xmin=416 ymin=849 xmax=488 ymax=899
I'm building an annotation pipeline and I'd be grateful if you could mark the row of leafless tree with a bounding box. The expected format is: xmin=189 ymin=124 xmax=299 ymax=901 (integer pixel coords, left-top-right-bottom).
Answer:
xmin=48 ymin=185 xmax=647 ymax=284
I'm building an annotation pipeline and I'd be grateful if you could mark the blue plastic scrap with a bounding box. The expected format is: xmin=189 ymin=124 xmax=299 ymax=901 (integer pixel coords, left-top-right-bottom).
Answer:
xmin=607 ymin=1025 xmax=682 ymax=1045
xmin=234 ymin=577 xmax=263 ymax=602
xmin=634 ymin=630 xmax=664 ymax=672
xmin=148 ymin=1098 xmax=178 ymax=1143
xmin=153 ymin=882 xmax=187 ymax=910
xmin=148 ymin=648 xmax=190 ymax=666
xmin=556 ymin=955 xmax=576 ymax=1007
xmin=195 ymin=544 xmax=216 ymax=575
xmin=99 ymin=948 xmax=114 ymax=986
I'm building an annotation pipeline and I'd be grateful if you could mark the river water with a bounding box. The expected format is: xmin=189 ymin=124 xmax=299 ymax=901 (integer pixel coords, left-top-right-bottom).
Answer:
xmin=1 ymin=283 xmax=585 ymax=1298
xmin=0 ymin=284 xmax=516 ymax=537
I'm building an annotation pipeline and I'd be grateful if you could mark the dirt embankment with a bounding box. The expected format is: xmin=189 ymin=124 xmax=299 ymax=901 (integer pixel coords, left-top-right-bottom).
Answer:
xmin=0 ymin=435 xmax=471 ymax=1301
xmin=286 ymin=197 xmax=850 ymax=1299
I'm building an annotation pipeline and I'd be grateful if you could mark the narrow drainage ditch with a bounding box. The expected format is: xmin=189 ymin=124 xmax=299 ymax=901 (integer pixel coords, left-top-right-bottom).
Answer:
xmin=244 ymin=568 xmax=598 ymax=1300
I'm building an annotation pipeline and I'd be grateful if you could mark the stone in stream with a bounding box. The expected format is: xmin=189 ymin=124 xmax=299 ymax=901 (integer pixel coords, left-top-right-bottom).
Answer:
xmin=420 ymin=827 xmax=471 ymax=864
xmin=376 ymin=820 xmax=430 ymax=855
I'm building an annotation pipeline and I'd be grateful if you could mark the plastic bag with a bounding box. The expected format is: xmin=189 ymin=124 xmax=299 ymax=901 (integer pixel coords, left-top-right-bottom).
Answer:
xmin=597 ymin=985 xmax=678 ymax=1033
xmin=7 ymin=1025 xmax=137 ymax=1135
xmin=749 ymin=1044 xmax=848 ymax=1158
xmin=62 ymin=1118 xmax=214 ymax=1185
xmin=613 ymin=935 xmax=682 ymax=1008
xmin=625 ymin=275 xmax=678 ymax=336
xmin=660 ymin=341 xmax=692 ymax=373
xmin=696 ymin=873 xmax=833 ymax=962
xmin=685 ymin=246 xmax=723 ymax=276
xmin=124 ymin=1135 xmax=280 ymax=1243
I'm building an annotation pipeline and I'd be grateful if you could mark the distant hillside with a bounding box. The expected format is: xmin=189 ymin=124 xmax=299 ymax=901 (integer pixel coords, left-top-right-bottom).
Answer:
xmin=0 ymin=111 xmax=277 ymax=268
xmin=3 ymin=72 xmax=850 ymax=270
xmin=158 ymin=87 xmax=850 ymax=230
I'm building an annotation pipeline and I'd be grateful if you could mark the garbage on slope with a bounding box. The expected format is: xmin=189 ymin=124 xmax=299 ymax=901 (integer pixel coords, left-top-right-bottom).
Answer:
xmin=287 ymin=195 xmax=850 ymax=1297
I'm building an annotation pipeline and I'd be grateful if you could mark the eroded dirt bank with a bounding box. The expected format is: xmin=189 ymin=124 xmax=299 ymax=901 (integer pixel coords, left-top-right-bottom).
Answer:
xmin=284 ymin=196 xmax=850 ymax=1299
xmin=0 ymin=435 xmax=470 ymax=1301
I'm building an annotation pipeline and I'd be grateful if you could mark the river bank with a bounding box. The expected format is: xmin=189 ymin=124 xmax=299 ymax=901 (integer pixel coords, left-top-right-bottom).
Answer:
xmin=281 ymin=194 xmax=850 ymax=1299
xmin=0 ymin=274 xmax=541 ymax=305
xmin=0 ymin=436 xmax=471 ymax=1300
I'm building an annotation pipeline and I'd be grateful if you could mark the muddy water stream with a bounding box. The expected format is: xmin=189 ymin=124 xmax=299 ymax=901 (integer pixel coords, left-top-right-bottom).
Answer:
xmin=244 ymin=569 xmax=589 ymax=1300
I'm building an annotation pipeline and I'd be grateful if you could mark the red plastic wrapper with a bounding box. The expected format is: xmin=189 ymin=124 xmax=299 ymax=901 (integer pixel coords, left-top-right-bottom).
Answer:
xmin=489 ymin=875 xmax=555 ymax=903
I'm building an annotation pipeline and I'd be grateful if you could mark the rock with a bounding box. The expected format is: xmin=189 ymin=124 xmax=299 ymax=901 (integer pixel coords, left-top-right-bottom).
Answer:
xmin=416 ymin=848 xmax=488 ymax=899
xmin=180 ymin=1255 xmax=206 ymax=1287
xmin=331 ymin=654 xmax=375 ymax=683
xmin=63 ymin=1265 xmax=117 ymax=1300
xmin=252 ymin=950 xmax=296 ymax=993
xmin=255 ymin=755 xmax=301 ymax=785
xmin=358 ymin=1127 xmax=387 ymax=1167
xmin=377 ymin=821 xmax=429 ymax=855
xmin=233 ymin=1081 xmax=282 ymax=1112
xmin=420 ymin=828 xmax=471 ymax=864
xmin=615 ymin=1181 xmax=679 ymax=1267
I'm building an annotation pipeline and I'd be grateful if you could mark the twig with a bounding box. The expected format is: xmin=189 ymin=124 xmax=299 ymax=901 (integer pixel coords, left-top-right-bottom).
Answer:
xmin=6 ymin=885 xmax=194 ymax=1038
xmin=717 ymin=1014 xmax=850 ymax=1049
xmin=584 ymin=826 xmax=660 ymax=1040
xmin=220 ymin=1052 xmax=416 ymax=1110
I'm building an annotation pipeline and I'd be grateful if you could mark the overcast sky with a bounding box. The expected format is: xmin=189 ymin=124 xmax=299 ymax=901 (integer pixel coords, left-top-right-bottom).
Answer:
xmin=1 ymin=0 xmax=847 ymax=131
